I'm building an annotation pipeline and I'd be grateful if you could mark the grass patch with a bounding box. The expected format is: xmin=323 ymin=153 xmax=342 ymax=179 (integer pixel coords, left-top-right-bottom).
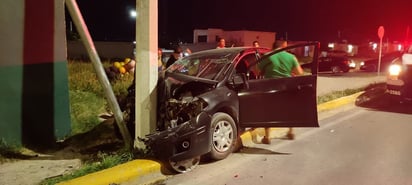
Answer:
xmin=317 ymin=87 xmax=364 ymax=104
xmin=69 ymin=90 xmax=107 ymax=135
xmin=0 ymin=139 xmax=21 ymax=164
xmin=68 ymin=61 xmax=104 ymax=97
xmin=68 ymin=61 xmax=134 ymax=135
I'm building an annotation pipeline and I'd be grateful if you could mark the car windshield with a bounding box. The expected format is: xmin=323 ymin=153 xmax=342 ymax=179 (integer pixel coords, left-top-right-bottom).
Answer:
xmin=166 ymin=49 xmax=241 ymax=80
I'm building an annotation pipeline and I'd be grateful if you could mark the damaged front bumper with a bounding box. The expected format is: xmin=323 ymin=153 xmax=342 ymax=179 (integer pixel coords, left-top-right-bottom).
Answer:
xmin=144 ymin=111 xmax=212 ymax=162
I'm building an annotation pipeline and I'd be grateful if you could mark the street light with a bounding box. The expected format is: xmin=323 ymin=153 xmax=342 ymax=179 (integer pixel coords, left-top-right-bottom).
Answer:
xmin=130 ymin=10 xmax=137 ymax=18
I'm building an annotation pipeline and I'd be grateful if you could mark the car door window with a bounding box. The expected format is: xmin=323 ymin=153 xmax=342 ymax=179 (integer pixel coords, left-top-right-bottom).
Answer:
xmin=236 ymin=53 xmax=260 ymax=79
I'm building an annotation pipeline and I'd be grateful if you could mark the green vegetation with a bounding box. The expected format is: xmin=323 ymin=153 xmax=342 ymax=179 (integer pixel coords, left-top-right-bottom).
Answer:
xmin=0 ymin=139 xmax=21 ymax=164
xmin=317 ymin=87 xmax=364 ymax=104
xmin=69 ymin=90 xmax=107 ymax=135
xmin=67 ymin=60 xmax=133 ymax=135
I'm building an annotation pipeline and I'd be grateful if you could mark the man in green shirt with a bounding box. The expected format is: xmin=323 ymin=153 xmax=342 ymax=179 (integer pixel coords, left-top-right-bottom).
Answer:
xmin=258 ymin=40 xmax=303 ymax=78
xmin=257 ymin=40 xmax=304 ymax=144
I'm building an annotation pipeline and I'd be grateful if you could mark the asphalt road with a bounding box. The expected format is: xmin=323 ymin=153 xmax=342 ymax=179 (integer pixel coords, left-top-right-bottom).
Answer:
xmin=160 ymin=93 xmax=412 ymax=185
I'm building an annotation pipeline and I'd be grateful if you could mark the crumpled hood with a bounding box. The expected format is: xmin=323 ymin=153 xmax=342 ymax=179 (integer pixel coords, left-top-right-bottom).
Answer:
xmin=158 ymin=71 xmax=217 ymax=101
xmin=156 ymin=71 xmax=216 ymax=130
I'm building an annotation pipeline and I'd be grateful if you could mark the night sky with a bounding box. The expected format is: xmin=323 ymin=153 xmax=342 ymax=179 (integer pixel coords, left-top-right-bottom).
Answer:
xmin=71 ymin=0 xmax=412 ymax=47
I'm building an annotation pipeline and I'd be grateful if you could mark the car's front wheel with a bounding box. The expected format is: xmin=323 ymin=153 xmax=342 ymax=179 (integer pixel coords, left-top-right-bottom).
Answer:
xmin=207 ymin=112 xmax=237 ymax=160
xmin=169 ymin=156 xmax=201 ymax=173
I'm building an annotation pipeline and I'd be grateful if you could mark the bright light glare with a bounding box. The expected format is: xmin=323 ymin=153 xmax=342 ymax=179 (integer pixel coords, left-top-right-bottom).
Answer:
xmin=372 ymin=43 xmax=378 ymax=50
xmin=398 ymin=44 xmax=403 ymax=51
xmin=389 ymin=64 xmax=401 ymax=76
xmin=328 ymin=43 xmax=334 ymax=49
xmin=349 ymin=61 xmax=356 ymax=68
xmin=347 ymin=44 xmax=353 ymax=53
xmin=130 ymin=10 xmax=137 ymax=18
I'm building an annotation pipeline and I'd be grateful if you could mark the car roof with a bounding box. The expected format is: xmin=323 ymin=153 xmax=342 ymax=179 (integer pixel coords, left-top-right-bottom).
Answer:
xmin=190 ymin=47 xmax=270 ymax=56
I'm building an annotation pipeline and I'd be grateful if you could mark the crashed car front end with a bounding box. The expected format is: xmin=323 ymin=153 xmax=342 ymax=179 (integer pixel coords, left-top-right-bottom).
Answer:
xmin=143 ymin=48 xmax=240 ymax=163
xmin=145 ymin=94 xmax=212 ymax=162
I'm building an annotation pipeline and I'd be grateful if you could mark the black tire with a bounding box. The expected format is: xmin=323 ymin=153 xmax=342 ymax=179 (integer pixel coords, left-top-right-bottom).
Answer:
xmin=207 ymin=112 xmax=237 ymax=160
xmin=343 ymin=68 xmax=350 ymax=73
xmin=168 ymin=156 xmax=201 ymax=173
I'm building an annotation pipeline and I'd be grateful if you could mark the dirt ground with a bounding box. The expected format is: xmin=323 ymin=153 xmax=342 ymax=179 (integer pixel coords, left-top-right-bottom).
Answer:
xmin=0 ymin=157 xmax=82 ymax=185
xmin=0 ymin=118 xmax=124 ymax=185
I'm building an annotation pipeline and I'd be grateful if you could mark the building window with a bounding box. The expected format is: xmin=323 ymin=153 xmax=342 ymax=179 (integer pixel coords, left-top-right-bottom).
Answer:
xmin=198 ymin=35 xmax=207 ymax=43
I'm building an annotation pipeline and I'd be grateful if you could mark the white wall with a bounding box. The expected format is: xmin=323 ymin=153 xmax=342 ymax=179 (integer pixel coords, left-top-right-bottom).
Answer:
xmin=193 ymin=28 xmax=276 ymax=48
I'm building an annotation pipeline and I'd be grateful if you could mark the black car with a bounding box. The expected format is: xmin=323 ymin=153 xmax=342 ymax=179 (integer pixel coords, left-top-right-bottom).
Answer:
xmin=360 ymin=51 xmax=402 ymax=72
xmin=302 ymin=56 xmax=351 ymax=74
xmin=144 ymin=42 xmax=321 ymax=173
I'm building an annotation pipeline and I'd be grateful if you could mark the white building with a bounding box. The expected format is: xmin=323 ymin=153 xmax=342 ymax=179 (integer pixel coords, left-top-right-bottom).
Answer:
xmin=193 ymin=28 xmax=276 ymax=48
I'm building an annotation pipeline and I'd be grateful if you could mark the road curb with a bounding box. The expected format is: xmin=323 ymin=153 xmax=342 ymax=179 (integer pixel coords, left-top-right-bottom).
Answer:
xmin=317 ymin=91 xmax=363 ymax=113
xmin=57 ymin=160 xmax=165 ymax=185
xmin=58 ymin=92 xmax=363 ymax=185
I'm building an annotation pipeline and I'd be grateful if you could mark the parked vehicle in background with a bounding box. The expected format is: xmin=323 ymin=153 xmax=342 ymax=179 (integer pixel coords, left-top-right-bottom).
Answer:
xmin=360 ymin=51 xmax=402 ymax=72
xmin=327 ymin=50 xmax=348 ymax=57
xmin=301 ymin=56 xmax=352 ymax=74
xmin=143 ymin=43 xmax=321 ymax=173
xmin=386 ymin=46 xmax=412 ymax=101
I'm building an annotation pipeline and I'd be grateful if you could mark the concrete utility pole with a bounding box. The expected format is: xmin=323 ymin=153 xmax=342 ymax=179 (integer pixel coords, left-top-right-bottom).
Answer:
xmin=134 ymin=0 xmax=158 ymax=148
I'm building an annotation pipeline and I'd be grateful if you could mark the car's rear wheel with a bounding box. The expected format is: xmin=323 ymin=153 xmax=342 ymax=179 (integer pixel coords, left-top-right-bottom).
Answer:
xmin=207 ymin=112 xmax=237 ymax=160
xmin=343 ymin=68 xmax=350 ymax=73
xmin=331 ymin=66 xmax=341 ymax=74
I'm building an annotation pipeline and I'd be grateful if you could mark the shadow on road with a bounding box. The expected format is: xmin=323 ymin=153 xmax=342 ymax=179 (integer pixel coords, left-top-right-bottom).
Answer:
xmin=355 ymin=83 xmax=412 ymax=114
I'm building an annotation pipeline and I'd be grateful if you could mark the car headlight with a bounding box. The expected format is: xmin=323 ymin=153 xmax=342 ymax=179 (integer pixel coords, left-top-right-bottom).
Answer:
xmin=349 ymin=61 xmax=356 ymax=68
xmin=388 ymin=64 xmax=401 ymax=76
xmin=360 ymin=61 xmax=365 ymax=66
